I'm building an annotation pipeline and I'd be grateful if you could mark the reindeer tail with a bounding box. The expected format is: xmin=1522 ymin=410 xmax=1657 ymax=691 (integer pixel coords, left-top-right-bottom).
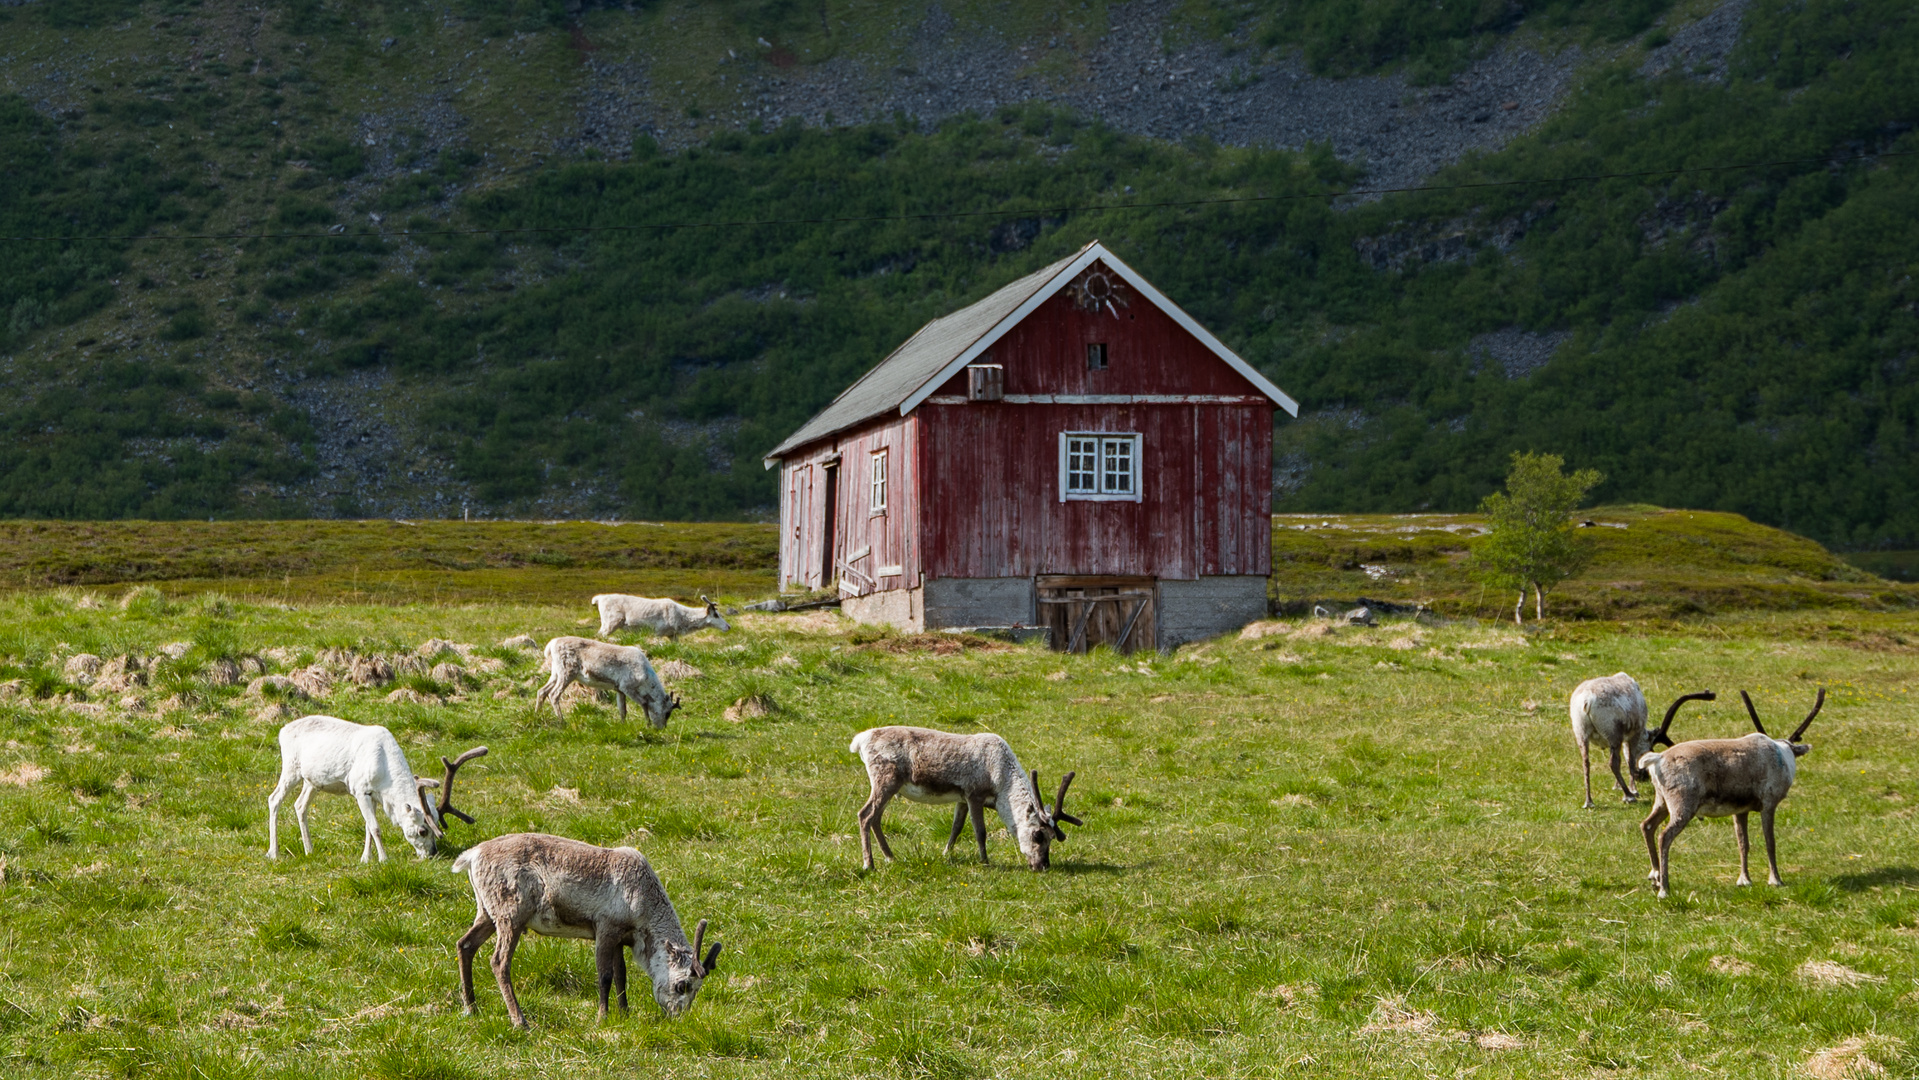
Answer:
xmin=848 ymin=729 xmax=872 ymax=758
xmin=1635 ymin=751 xmax=1664 ymax=780
xmin=451 ymin=848 xmax=478 ymax=876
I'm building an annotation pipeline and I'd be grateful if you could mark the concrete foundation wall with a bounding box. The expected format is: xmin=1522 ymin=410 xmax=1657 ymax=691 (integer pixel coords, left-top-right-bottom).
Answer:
xmin=1157 ymin=576 xmax=1269 ymax=649
xmin=922 ymin=576 xmax=1034 ymax=629
xmin=842 ymin=586 xmax=923 ymax=631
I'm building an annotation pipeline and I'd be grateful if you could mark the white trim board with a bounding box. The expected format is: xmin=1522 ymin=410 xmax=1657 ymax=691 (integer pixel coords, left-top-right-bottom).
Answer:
xmin=897 ymin=241 xmax=1300 ymax=417
xmin=924 ymin=394 xmax=1272 ymax=405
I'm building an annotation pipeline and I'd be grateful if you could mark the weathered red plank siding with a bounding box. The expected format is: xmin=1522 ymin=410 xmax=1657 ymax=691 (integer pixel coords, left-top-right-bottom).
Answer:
xmin=826 ymin=413 xmax=920 ymax=594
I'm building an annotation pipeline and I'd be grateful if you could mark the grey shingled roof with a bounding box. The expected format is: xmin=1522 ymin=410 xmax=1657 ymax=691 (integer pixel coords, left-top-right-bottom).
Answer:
xmin=765 ymin=248 xmax=1084 ymax=461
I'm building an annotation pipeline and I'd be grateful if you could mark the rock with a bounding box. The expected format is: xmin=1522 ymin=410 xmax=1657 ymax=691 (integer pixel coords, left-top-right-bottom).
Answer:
xmin=289 ymin=665 xmax=335 ymax=699
xmin=724 ymin=693 xmax=776 ymax=722
xmin=206 ymin=657 xmax=244 ymax=686
xmin=429 ymin=662 xmax=468 ymax=686
xmin=64 ymin=654 xmax=104 ymax=684
xmin=349 ymin=655 xmax=395 ymax=687
xmin=157 ymin=641 xmax=192 ymax=660
xmin=245 ymin=675 xmax=309 ymax=700
xmin=499 ymin=634 xmax=539 ymax=650
xmin=1344 ymin=606 xmax=1377 ymax=626
xmin=656 ymin=659 xmax=703 ymax=682
xmin=385 ymin=688 xmax=440 ymax=706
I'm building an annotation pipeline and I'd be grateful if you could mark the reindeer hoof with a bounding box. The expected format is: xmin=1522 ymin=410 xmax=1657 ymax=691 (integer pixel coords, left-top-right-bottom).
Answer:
xmin=1656 ymin=889 xmax=1669 ymax=899
xmin=1736 ymin=876 xmax=1751 ymax=886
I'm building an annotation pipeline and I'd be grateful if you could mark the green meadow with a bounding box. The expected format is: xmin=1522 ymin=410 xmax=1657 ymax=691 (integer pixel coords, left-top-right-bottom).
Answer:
xmin=0 ymin=566 xmax=1915 ymax=1078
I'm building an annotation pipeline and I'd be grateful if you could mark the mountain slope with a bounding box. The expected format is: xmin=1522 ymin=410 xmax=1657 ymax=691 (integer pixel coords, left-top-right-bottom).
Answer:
xmin=0 ymin=0 xmax=1913 ymax=548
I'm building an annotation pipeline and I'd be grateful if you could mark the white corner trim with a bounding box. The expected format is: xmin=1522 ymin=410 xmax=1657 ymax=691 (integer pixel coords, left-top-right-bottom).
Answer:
xmin=897 ymin=241 xmax=1299 ymax=417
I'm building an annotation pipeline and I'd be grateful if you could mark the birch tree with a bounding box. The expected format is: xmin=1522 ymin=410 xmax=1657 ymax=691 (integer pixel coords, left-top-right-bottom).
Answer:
xmin=1472 ymin=452 xmax=1604 ymax=624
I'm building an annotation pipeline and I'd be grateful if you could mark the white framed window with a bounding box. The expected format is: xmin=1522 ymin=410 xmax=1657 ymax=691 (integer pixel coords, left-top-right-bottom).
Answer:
xmin=869 ymin=449 xmax=888 ymax=514
xmin=1059 ymin=432 xmax=1142 ymax=502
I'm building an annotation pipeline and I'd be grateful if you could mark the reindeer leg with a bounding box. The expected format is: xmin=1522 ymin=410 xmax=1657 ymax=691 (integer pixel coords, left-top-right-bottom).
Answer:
xmin=944 ymin=802 xmax=967 ymax=857
xmin=614 ymin=942 xmax=629 ymax=1013
xmin=618 ymin=690 xmax=628 ymax=721
xmin=869 ymin=797 xmax=897 ymax=863
xmin=267 ymin=771 xmax=296 ymax=858
xmin=857 ymin=783 xmax=897 ymax=869
xmin=354 ymin=790 xmax=387 ymax=862
xmin=491 ymin=920 xmax=529 ymax=1029
xmin=1608 ymin=742 xmax=1636 ymax=802
xmin=1733 ymin=813 xmax=1753 ymax=886
xmin=1760 ymin=805 xmax=1784 ymax=886
xmin=1640 ymin=796 xmax=1669 ymax=883
xmin=457 ymin=912 xmax=495 ymax=1015
xmin=294 ymin=780 xmax=318 ymax=856
xmin=1579 ymin=737 xmax=1594 ymax=810
xmin=1655 ymin=806 xmax=1696 ymax=900
xmin=969 ymin=798 xmax=990 ymax=865
xmin=595 ymin=930 xmax=624 ymax=1021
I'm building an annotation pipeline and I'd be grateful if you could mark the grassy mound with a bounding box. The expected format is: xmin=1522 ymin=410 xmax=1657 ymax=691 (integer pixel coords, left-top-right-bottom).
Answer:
xmin=1273 ymin=506 xmax=1917 ymax=620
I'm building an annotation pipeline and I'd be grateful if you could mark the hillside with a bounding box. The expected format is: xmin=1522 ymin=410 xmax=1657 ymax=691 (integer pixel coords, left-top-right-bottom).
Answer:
xmin=0 ymin=0 xmax=1915 ymax=549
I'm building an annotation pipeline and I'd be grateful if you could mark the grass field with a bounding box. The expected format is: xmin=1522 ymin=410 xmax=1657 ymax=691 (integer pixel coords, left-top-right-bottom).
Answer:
xmin=0 ymin=583 xmax=1915 ymax=1079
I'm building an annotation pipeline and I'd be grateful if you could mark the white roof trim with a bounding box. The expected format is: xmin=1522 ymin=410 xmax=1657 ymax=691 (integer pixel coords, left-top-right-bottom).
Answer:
xmin=896 ymin=241 xmax=1299 ymax=417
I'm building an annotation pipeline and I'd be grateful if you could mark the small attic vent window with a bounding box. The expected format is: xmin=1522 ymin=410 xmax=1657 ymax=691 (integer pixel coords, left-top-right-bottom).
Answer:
xmin=967 ymin=364 xmax=1004 ymax=401
xmin=1086 ymin=343 xmax=1108 ymax=370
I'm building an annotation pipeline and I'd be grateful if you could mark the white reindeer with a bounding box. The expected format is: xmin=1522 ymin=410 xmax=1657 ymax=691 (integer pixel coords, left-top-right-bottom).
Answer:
xmin=266 ymin=716 xmax=484 ymax=861
xmin=1570 ymin=673 xmax=1699 ymax=807
xmin=452 ymin=833 xmax=721 ymax=1027
xmin=592 ymin=593 xmax=731 ymax=638
xmin=536 ymin=636 xmax=681 ymax=727
xmin=1638 ymin=689 xmax=1824 ymax=899
xmin=850 ymin=726 xmax=1083 ymax=872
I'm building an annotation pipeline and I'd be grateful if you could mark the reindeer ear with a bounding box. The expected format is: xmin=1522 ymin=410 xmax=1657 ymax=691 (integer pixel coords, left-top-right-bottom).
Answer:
xmin=703 ymin=942 xmax=722 ymax=974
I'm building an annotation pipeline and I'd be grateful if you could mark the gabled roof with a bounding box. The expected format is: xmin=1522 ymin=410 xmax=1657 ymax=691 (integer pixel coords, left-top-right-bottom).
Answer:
xmin=764 ymin=240 xmax=1297 ymax=465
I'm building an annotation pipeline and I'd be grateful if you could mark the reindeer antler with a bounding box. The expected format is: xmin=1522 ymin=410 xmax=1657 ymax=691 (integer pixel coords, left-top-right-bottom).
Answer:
xmin=1650 ymin=691 xmax=1715 ymax=748
xmin=693 ymin=918 xmax=721 ymax=976
xmin=1739 ymin=690 xmax=1769 ymax=735
xmin=1788 ymin=687 xmax=1826 ymax=743
xmin=436 ymin=745 xmax=489 ymax=826
xmin=413 ymin=777 xmax=446 ymax=838
xmin=1052 ymin=770 xmax=1084 ymax=830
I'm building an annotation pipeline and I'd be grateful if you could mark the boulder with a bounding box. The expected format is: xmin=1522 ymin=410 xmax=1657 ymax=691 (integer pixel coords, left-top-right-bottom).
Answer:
xmin=1344 ymin=606 xmax=1377 ymax=627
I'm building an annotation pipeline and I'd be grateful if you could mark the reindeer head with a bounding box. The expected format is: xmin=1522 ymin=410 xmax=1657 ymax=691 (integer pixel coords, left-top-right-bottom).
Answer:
xmin=1631 ymin=690 xmax=1717 ymax=778
xmin=400 ymin=777 xmax=445 ymax=858
xmin=647 ymin=918 xmax=722 ymax=1017
xmin=1742 ymin=688 xmax=1824 ymax=757
xmin=1016 ymin=770 xmax=1085 ymax=871
xmin=701 ymin=595 xmax=732 ymax=633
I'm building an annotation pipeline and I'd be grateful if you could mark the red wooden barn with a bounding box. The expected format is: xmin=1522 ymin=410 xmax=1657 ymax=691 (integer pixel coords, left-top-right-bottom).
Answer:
xmin=764 ymin=240 xmax=1297 ymax=652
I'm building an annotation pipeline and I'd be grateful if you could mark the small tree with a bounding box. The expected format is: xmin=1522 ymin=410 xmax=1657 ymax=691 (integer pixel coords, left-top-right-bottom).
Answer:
xmin=1472 ymin=452 xmax=1604 ymax=624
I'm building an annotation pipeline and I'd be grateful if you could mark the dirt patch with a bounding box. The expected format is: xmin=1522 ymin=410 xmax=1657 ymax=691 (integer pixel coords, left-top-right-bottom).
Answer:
xmin=854 ymin=633 xmax=1011 ymax=655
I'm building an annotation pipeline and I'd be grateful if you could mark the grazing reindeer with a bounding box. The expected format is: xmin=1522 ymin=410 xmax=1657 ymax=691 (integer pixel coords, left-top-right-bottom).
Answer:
xmin=592 ymin=594 xmax=731 ymax=638
xmin=850 ymin=726 xmax=1083 ymax=872
xmin=267 ymin=715 xmax=486 ymax=861
xmin=452 ymin=833 xmax=720 ymax=1027
xmin=1637 ymin=689 xmax=1824 ymax=899
xmin=536 ymin=636 xmax=682 ymax=728
xmin=1570 ymin=673 xmax=1685 ymax=808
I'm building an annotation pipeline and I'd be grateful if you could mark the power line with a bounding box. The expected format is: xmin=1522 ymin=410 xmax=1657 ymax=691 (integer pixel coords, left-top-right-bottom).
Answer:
xmin=0 ymin=148 xmax=1909 ymax=244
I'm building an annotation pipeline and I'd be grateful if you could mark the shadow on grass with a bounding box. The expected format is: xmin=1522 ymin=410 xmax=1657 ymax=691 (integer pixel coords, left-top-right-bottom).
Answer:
xmin=1832 ymin=865 xmax=1919 ymax=892
xmin=1052 ymin=861 xmax=1126 ymax=876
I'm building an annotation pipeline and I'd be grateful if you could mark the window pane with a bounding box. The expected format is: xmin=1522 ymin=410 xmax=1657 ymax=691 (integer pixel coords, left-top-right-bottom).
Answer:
xmin=1066 ymin=437 xmax=1097 ymax=492
xmin=870 ymin=452 xmax=886 ymax=511
xmin=1101 ymin=437 xmax=1133 ymax=494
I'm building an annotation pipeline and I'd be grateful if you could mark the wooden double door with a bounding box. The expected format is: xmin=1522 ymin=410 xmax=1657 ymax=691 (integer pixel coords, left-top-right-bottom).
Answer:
xmin=1036 ymin=575 xmax=1157 ymax=654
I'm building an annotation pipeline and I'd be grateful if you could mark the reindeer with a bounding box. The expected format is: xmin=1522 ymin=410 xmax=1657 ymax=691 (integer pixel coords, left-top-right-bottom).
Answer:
xmin=536 ymin=636 xmax=681 ymax=728
xmin=266 ymin=715 xmax=486 ymax=861
xmin=1637 ymin=689 xmax=1824 ymax=899
xmin=849 ymin=726 xmax=1083 ymax=872
xmin=1570 ymin=672 xmax=1686 ymax=808
xmin=452 ymin=833 xmax=720 ymax=1027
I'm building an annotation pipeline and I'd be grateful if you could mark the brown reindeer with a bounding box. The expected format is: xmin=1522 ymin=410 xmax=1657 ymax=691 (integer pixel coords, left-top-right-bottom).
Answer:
xmin=849 ymin=726 xmax=1083 ymax=871
xmin=1637 ymin=689 xmax=1824 ymax=899
xmin=452 ymin=833 xmax=719 ymax=1027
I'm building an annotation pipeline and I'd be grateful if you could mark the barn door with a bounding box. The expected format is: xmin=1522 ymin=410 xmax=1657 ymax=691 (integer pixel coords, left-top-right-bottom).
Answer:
xmin=819 ymin=462 xmax=839 ymax=586
xmin=1036 ymin=575 xmax=1157 ymax=654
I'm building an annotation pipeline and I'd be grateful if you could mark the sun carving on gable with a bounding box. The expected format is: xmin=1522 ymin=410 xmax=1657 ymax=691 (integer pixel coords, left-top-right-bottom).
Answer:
xmin=1067 ymin=263 xmax=1131 ymax=317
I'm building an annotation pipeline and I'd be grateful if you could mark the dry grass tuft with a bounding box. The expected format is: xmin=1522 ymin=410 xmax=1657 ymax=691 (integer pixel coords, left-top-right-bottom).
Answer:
xmin=1710 ymin=955 xmax=1758 ymax=976
xmin=1798 ymin=960 xmax=1886 ymax=988
xmin=1805 ymin=1035 xmax=1902 ymax=1079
